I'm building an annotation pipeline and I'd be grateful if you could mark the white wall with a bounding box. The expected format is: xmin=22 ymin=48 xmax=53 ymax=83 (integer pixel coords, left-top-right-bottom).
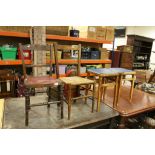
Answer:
xmin=103 ymin=26 xmax=155 ymax=70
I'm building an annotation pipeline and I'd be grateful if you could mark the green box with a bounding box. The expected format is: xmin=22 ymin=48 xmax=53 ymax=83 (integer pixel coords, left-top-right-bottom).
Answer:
xmin=0 ymin=47 xmax=17 ymax=60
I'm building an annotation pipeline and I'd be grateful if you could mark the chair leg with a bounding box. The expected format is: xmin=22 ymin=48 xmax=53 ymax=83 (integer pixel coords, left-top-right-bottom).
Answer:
xmin=68 ymin=84 xmax=72 ymax=120
xmin=92 ymin=83 xmax=96 ymax=113
xmin=114 ymin=76 xmax=119 ymax=107
xmin=25 ymin=88 xmax=30 ymax=126
xmin=130 ymin=75 xmax=135 ymax=102
xmin=47 ymin=87 xmax=51 ymax=108
xmin=59 ymin=85 xmax=64 ymax=119
xmin=85 ymin=84 xmax=89 ymax=104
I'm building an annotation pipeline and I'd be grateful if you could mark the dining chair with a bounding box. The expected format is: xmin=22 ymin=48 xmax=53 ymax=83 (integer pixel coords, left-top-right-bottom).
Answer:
xmin=19 ymin=43 xmax=63 ymax=126
xmin=53 ymin=43 xmax=96 ymax=120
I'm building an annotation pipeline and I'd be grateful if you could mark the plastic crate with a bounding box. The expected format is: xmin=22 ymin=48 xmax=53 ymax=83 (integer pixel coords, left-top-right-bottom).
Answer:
xmin=0 ymin=47 xmax=17 ymax=60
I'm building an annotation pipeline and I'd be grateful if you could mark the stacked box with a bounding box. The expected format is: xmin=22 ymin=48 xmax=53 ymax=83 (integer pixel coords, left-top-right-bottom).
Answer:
xmin=80 ymin=67 xmax=86 ymax=74
xmin=99 ymin=48 xmax=109 ymax=59
xmin=46 ymin=26 xmax=69 ymax=36
xmin=105 ymin=26 xmax=115 ymax=41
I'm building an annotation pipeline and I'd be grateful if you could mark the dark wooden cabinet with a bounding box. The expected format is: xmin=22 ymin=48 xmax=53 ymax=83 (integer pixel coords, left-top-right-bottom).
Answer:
xmin=127 ymin=35 xmax=154 ymax=69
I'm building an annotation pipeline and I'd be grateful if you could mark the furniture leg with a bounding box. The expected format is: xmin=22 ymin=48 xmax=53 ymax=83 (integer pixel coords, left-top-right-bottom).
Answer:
xmin=114 ymin=76 xmax=119 ymax=107
xmin=47 ymin=87 xmax=51 ymax=108
xmin=97 ymin=76 xmax=102 ymax=112
xmin=117 ymin=75 xmax=122 ymax=104
xmin=92 ymin=83 xmax=96 ymax=112
xmin=130 ymin=74 xmax=135 ymax=102
xmin=118 ymin=117 xmax=126 ymax=129
xmin=59 ymin=85 xmax=64 ymax=119
xmin=68 ymin=84 xmax=72 ymax=120
xmin=85 ymin=84 xmax=89 ymax=104
xmin=25 ymin=88 xmax=30 ymax=126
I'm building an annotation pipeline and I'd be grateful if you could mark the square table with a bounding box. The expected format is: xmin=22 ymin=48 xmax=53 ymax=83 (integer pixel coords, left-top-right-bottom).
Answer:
xmin=87 ymin=68 xmax=136 ymax=111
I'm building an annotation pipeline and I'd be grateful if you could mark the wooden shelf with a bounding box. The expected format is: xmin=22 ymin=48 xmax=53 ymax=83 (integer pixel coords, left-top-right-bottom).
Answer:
xmin=0 ymin=31 xmax=30 ymax=38
xmin=0 ymin=59 xmax=111 ymax=66
xmin=46 ymin=34 xmax=112 ymax=44
xmin=0 ymin=60 xmax=31 ymax=65
xmin=47 ymin=59 xmax=112 ymax=64
xmin=0 ymin=31 xmax=112 ymax=44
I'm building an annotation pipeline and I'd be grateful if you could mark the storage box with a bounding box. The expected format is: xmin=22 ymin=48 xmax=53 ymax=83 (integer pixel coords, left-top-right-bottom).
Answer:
xmin=59 ymin=65 xmax=67 ymax=74
xmin=96 ymin=26 xmax=106 ymax=40
xmin=62 ymin=51 xmax=71 ymax=59
xmin=99 ymin=48 xmax=109 ymax=59
xmin=90 ymin=49 xmax=100 ymax=59
xmin=18 ymin=48 xmax=31 ymax=60
xmin=117 ymin=45 xmax=133 ymax=53
xmin=105 ymin=64 xmax=111 ymax=68
xmin=0 ymin=26 xmax=31 ymax=33
xmin=0 ymin=47 xmax=17 ymax=60
xmin=80 ymin=67 xmax=86 ymax=74
xmin=105 ymin=26 xmax=114 ymax=41
xmin=46 ymin=51 xmax=62 ymax=61
xmin=46 ymin=26 xmax=69 ymax=36
xmin=86 ymin=65 xmax=96 ymax=71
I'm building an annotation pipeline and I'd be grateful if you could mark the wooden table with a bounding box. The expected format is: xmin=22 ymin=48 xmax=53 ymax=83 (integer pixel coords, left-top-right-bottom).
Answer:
xmin=103 ymin=86 xmax=155 ymax=128
xmin=87 ymin=68 xmax=136 ymax=111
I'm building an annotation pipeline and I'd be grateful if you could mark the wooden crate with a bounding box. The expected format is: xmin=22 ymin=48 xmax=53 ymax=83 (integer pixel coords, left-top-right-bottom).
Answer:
xmin=105 ymin=26 xmax=114 ymax=41
xmin=0 ymin=26 xmax=31 ymax=33
xmin=46 ymin=26 xmax=69 ymax=36
xmin=99 ymin=48 xmax=109 ymax=59
xmin=120 ymin=52 xmax=133 ymax=69
xmin=117 ymin=45 xmax=133 ymax=53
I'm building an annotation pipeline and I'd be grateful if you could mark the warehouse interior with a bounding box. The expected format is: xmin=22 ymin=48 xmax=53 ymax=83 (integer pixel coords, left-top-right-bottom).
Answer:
xmin=0 ymin=26 xmax=154 ymax=129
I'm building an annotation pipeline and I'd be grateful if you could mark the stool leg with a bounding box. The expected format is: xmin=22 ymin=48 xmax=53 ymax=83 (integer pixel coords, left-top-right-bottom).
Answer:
xmin=85 ymin=84 xmax=89 ymax=104
xmin=114 ymin=76 xmax=119 ymax=107
xmin=92 ymin=83 xmax=96 ymax=112
xmin=117 ymin=75 xmax=122 ymax=104
xmin=68 ymin=84 xmax=72 ymax=120
xmin=130 ymin=75 xmax=135 ymax=102
xmin=25 ymin=88 xmax=30 ymax=126
xmin=97 ymin=76 xmax=102 ymax=112
xmin=60 ymin=85 xmax=64 ymax=119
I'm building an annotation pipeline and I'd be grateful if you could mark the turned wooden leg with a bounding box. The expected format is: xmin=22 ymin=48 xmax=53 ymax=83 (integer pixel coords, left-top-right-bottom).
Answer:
xmin=59 ymin=85 xmax=64 ymax=119
xmin=25 ymin=88 xmax=30 ymax=126
xmin=97 ymin=76 xmax=102 ymax=112
xmin=47 ymin=87 xmax=51 ymax=108
xmin=92 ymin=83 xmax=96 ymax=112
xmin=85 ymin=84 xmax=89 ymax=104
xmin=118 ymin=117 xmax=126 ymax=129
xmin=130 ymin=74 xmax=135 ymax=102
xmin=68 ymin=84 xmax=72 ymax=120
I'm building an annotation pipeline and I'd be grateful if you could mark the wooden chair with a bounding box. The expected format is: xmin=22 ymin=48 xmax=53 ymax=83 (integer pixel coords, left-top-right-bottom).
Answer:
xmin=53 ymin=43 xmax=96 ymax=120
xmin=0 ymin=70 xmax=15 ymax=98
xmin=19 ymin=43 xmax=63 ymax=126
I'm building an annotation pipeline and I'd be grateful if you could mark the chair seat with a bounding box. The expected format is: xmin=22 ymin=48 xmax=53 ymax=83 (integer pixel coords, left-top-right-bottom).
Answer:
xmin=59 ymin=76 xmax=94 ymax=85
xmin=24 ymin=76 xmax=60 ymax=88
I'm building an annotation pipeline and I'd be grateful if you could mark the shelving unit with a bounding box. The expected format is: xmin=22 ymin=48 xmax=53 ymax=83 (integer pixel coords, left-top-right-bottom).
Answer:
xmin=127 ymin=35 xmax=154 ymax=69
xmin=0 ymin=30 xmax=113 ymax=77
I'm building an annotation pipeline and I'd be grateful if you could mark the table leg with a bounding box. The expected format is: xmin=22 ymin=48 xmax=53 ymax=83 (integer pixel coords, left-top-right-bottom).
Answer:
xmin=85 ymin=84 xmax=89 ymax=104
xmin=59 ymin=85 xmax=64 ymax=119
xmin=130 ymin=74 xmax=135 ymax=102
xmin=68 ymin=84 xmax=72 ymax=120
xmin=97 ymin=76 xmax=102 ymax=112
xmin=92 ymin=82 xmax=96 ymax=112
xmin=114 ymin=75 xmax=119 ymax=107
xmin=117 ymin=75 xmax=122 ymax=104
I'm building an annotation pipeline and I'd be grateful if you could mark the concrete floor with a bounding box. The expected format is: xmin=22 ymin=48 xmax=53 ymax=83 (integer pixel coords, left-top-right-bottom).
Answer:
xmin=3 ymin=94 xmax=118 ymax=129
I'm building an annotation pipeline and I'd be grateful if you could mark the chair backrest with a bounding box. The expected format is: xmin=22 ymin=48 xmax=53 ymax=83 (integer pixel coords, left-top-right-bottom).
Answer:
xmin=53 ymin=43 xmax=82 ymax=76
xmin=19 ymin=43 xmax=59 ymax=79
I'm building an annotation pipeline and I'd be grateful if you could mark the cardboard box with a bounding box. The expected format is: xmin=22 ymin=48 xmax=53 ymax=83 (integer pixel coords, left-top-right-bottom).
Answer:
xmin=96 ymin=26 xmax=106 ymax=40
xmin=105 ymin=26 xmax=114 ymax=41
xmin=80 ymin=67 xmax=86 ymax=73
xmin=99 ymin=48 xmax=109 ymax=59
xmin=117 ymin=45 xmax=133 ymax=53
xmin=69 ymin=26 xmax=106 ymax=40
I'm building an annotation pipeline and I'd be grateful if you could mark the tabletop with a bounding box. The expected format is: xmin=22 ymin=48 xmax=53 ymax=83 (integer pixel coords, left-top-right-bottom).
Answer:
xmin=88 ymin=68 xmax=134 ymax=75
